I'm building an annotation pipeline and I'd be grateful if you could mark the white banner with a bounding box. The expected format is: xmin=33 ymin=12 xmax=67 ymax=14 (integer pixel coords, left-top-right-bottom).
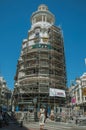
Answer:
xmin=49 ymin=88 xmax=66 ymax=97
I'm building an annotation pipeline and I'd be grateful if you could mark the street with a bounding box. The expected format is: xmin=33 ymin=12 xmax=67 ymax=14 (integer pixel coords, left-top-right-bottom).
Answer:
xmin=0 ymin=117 xmax=86 ymax=130
xmin=24 ymin=121 xmax=86 ymax=130
xmin=0 ymin=121 xmax=86 ymax=130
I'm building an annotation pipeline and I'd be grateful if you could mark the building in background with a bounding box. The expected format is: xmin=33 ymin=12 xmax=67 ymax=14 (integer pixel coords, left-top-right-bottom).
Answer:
xmin=69 ymin=73 xmax=86 ymax=114
xmin=0 ymin=76 xmax=11 ymax=111
xmin=13 ymin=4 xmax=67 ymax=111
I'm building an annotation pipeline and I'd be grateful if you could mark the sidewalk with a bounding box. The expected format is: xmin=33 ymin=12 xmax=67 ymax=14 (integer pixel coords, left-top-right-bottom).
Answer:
xmin=23 ymin=119 xmax=86 ymax=130
xmin=0 ymin=123 xmax=39 ymax=130
xmin=0 ymin=119 xmax=86 ymax=130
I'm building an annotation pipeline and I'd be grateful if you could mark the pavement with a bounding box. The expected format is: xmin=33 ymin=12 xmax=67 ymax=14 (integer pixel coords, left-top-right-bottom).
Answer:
xmin=0 ymin=118 xmax=86 ymax=130
xmin=0 ymin=123 xmax=36 ymax=130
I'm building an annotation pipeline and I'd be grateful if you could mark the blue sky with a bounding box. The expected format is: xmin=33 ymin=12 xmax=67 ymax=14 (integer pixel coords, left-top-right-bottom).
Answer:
xmin=0 ymin=0 xmax=86 ymax=90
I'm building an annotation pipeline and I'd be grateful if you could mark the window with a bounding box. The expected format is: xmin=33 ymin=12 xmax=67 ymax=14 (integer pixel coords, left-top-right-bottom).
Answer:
xmin=82 ymin=81 xmax=86 ymax=86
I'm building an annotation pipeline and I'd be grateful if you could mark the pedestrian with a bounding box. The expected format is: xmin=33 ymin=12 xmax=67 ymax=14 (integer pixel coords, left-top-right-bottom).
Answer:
xmin=27 ymin=110 xmax=31 ymax=122
xmin=2 ymin=112 xmax=9 ymax=126
xmin=75 ymin=116 xmax=78 ymax=125
xmin=20 ymin=112 xmax=24 ymax=127
xmin=50 ymin=108 xmax=54 ymax=120
xmin=39 ymin=105 xmax=45 ymax=130
xmin=0 ymin=111 xmax=3 ymax=128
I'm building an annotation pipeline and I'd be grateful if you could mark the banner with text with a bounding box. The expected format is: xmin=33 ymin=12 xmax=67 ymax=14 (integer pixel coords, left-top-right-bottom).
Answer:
xmin=49 ymin=88 xmax=66 ymax=97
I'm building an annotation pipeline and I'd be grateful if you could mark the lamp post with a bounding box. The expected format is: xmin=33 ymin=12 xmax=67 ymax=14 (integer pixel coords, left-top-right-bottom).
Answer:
xmin=33 ymin=97 xmax=38 ymax=122
xmin=5 ymin=91 xmax=11 ymax=111
xmin=14 ymin=82 xmax=20 ymax=111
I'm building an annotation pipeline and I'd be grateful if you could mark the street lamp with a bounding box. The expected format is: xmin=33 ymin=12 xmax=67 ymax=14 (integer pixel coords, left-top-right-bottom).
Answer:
xmin=5 ymin=91 xmax=11 ymax=111
xmin=33 ymin=97 xmax=38 ymax=121
xmin=14 ymin=82 xmax=20 ymax=111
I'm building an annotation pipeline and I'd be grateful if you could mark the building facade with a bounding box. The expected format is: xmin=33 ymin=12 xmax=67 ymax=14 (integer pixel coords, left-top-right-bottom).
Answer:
xmin=13 ymin=4 xmax=67 ymax=111
xmin=0 ymin=76 xmax=11 ymax=110
xmin=69 ymin=73 xmax=86 ymax=114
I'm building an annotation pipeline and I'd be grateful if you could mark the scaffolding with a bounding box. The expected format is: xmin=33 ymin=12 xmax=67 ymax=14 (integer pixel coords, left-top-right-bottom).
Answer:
xmin=13 ymin=25 xmax=67 ymax=111
xmin=13 ymin=5 xmax=67 ymax=111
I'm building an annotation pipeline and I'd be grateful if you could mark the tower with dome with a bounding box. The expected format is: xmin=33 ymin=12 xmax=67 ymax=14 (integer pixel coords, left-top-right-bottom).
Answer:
xmin=13 ymin=4 xmax=67 ymax=111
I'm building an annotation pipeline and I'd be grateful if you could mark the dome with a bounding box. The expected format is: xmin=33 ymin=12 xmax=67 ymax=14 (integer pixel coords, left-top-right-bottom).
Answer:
xmin=31 ymin=4 xmax=55 ymax=27
xmin=38 ymin=4 xmax=48 ymax=11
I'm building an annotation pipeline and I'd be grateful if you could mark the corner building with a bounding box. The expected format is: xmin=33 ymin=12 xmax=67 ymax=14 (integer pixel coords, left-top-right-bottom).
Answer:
xmin=14 ymin=4 xmax=67 ymax=110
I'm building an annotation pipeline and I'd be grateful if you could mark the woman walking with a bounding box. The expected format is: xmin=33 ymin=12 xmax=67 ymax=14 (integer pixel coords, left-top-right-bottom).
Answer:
xmin=39 ymin=105 xmax=45 ymax=130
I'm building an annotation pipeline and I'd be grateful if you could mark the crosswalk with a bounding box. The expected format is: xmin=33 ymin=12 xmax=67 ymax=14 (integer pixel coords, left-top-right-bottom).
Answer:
xmin=24 ymin=122 xmax=72 ymax=130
